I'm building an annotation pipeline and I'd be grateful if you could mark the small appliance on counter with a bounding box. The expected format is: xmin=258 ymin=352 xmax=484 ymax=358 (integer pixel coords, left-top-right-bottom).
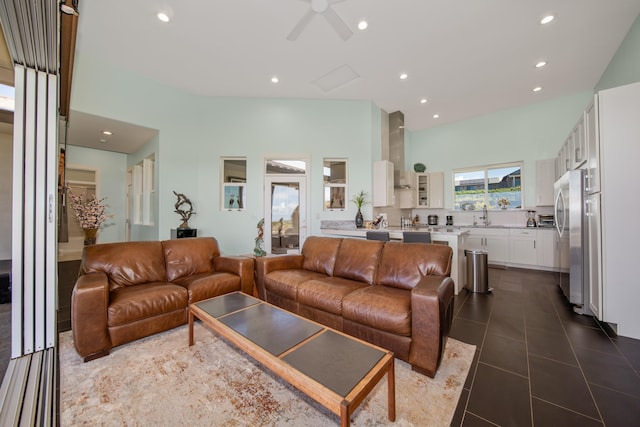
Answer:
xmin=537 ymin=214 xmax=555 ymax=228
xmin=446 ymin=215 xmax=453 ymax=226
xmin=427 ymin=215 xmax=438 ymax=225
xmin=526 ymin=210 xmax=537 ymax=228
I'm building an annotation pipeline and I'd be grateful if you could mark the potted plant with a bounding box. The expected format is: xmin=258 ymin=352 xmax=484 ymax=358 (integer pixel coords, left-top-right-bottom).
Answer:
xmin=352 ymin=190 xmax=368 ymax=228
xmin=69 ymin=193 xmax=113 ymax=245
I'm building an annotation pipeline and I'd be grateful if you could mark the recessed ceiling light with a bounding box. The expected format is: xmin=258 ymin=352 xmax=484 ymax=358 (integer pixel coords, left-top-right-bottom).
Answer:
xmin=399 ymin=73 xmax=408 ymax=80
xmin=420 ymin=98 xmax=427 ymax=104
xmin=99 ymin=139 xmax=107 ymax=143
xmin=271 ymin=76 xmax=279 ymax=84
xmin=535 ymin=61 xmax=547 ymax=68
xmin=540 ymin=15 xmax=554 ymax=24
xmin=433 ymin=114 xmax=440 ymax=119
xmin=357 ymin=20 xmax=368 ymax=30
xmin=102 ymin=130 xmax=112 ymax=135
xmin=157 ymin=12 xmax=170 ymax=23
xmin=533 ymin=86 xmax=543 ymax=92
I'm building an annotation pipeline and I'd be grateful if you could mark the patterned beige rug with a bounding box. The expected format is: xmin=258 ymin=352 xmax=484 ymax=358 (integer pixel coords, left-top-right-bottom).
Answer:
xmin=60 ymin=323 xmax=475 ymax=426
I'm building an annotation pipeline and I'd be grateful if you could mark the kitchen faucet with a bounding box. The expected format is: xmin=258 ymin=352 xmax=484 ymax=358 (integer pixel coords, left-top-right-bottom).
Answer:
xmin=479 ymin=204 xmax=490 ymax=226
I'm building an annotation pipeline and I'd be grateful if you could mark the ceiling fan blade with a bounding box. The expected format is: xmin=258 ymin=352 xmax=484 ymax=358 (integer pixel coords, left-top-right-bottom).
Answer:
xmin=287 ymin=9 xmax=316 ymax=41
xmin=323 ymin=7 xmax=352 ymax=40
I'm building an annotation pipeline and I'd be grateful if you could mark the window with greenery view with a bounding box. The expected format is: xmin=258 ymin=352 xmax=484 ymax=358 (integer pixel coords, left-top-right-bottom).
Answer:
xmin=454 ymin=162 xmax=522 ymax=211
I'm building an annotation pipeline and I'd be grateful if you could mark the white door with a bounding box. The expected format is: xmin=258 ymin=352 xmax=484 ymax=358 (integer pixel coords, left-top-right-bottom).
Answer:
xmin=264 ymin=176 xmax=307 ymax=254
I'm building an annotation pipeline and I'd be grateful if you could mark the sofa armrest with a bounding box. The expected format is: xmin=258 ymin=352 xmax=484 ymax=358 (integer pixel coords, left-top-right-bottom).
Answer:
xmin=409 ymin=275 xmax=455 ymax=377
xmin=213 ymin=256 xmax=255 ymax=295
xmin=71 ymin=272 xmax=112 ymax=361
xmin=254 ymin=255 xmax=304 ymax=300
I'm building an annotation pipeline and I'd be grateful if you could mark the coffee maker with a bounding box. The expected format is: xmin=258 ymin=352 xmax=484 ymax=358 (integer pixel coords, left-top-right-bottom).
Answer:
xmin=446 ymin=215 xmax=453 ymax=225
xmin=526 ymin=210 xmax=537 ymax=228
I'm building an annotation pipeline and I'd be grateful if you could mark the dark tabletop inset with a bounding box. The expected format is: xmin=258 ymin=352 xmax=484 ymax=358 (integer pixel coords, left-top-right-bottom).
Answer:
xmin=282 ymin=330 xmax=386 ymax=397
xmin=194 ymin=292 xmax=259 ymax=318
xmin=219 ymin=303 xmax=323 ymax=356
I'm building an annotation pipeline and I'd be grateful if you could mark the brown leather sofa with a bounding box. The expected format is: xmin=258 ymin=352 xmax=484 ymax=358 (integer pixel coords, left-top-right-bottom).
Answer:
xmin=71 ymin=237 xmax=254 ymax=361
xmin=255 ymin=236 xmax=455 ymax=378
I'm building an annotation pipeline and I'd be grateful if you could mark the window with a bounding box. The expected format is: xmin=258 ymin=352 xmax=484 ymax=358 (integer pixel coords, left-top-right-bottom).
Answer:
xmin=323 ymin=159 xmax=347 ymax=210
xmin=221 ymin=157 xmax=246 ymax=210
xmin=454 ymin=162 xmax=522 ymax=210
xmin=132 ymin=155 xmax=155 ymax=224
xmin=265 ymin=159 xmax=307 ymax=175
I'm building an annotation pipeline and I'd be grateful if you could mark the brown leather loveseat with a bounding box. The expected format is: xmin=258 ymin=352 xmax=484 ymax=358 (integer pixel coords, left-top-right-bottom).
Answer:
xmin=255 ymin=236 xmax=455 ymax=377
xmin=72 ymin=237 xmax=254 ymax=361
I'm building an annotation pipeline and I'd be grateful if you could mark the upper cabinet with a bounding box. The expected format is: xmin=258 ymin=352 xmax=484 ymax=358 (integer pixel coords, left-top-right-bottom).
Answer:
xmin=585 ymin=97 xmax=600 ymax=194
xmin=535 ymin=158 xmax=555 ymax=206
xmin=415 ymin=172 xmax=444 ymax=208
xmin=572 ymin=114 xmax=587 ymax=169
xmin=373 ymin=160 xmax=394 ymax=207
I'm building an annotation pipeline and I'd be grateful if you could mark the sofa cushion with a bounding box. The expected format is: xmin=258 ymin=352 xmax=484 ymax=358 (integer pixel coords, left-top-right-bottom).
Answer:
xmin=301 ymin=236 xmax=342 ymax=276
xmin=342 ymin=286 xmax=411 ymax=336
xmin=333 ymin=239 xmax=384 ymax=284
xmin=81 ymin=241 xmax=166 ymax=291
xmin=107 ymin=282 xmax=188 ymax=327
xmin=376 ymin=242 xmax=452 ymax=290
xmin=264 ymin=269 xmax=328 ymax=300
xmin=172 ymin=272 xmax=240 ymax=303
xmin=162 ymin=237 xmax=220 ymax=282
xmin=297 ymin=277 xmax=368 ymax=315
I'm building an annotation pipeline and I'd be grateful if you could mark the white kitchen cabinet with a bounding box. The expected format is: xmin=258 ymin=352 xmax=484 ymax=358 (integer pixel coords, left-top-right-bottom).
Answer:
xmin=463 ymin=228 xmax=509 ymax=264
xmin=535 ymin=158 xmax=555 ymax=206
xmin=395 ymin=188 xmax=414 ymax=209
xmin=415 ymin=172 xmax=444 ymax=208
xmin=586 ymin=193 xmax=602 ymax=319
xmin=599 ymin=82 xmax=640 ymax=339
xmin=509 ymin=229 xmax=537 ymax=266
xmin=585 ymin=97 xmax=600 ymax=194
xmin=373 ymin=160 xmax=394 ymax=207
xmin=536 ymin=229 xmax=558 ymax=268
xmin=572 ymin=114 xmax=587 ymax=169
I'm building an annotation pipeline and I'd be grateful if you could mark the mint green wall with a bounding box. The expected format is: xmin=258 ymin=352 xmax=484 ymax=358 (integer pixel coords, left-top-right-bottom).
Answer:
xmin=406 ymin=91 xmax=593 ymax=208
xmin=70 ymin=54 xmax=380 ymax=254
xmin=65 ymin=145 xmax=127 ymax=243
xmin=596 ymin=14 xmax=640 ymax=91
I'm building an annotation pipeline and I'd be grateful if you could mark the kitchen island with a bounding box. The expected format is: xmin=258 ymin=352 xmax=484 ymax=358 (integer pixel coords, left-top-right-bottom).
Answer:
xmin=320 ymin=222 xmax=468 ymax=294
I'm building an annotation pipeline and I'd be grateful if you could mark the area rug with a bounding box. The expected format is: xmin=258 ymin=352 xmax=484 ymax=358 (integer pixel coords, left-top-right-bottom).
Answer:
xmin=59 ymin=324 xmax=475 ymax=426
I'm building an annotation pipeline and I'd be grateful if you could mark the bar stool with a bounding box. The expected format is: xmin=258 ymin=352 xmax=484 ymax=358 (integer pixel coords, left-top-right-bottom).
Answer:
xmin=403 ymin=231 xmax=431 ymax=243
xmin=366 ymin=231 xmax=390 ymax=241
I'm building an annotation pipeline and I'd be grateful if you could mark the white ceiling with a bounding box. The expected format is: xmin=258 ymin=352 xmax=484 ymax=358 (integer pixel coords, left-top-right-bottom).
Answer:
xmin=71 ymin=0 xmax=640 ymax=152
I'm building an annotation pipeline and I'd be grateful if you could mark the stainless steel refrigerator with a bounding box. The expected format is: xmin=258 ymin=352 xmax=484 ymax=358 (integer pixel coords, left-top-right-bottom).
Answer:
xmin=554 ymin=169 xmax=591 ymax=315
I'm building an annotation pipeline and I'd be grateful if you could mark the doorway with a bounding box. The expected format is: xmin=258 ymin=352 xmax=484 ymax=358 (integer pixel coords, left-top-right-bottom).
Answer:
xmin=264 ymin=176 xmax=306 ymax=254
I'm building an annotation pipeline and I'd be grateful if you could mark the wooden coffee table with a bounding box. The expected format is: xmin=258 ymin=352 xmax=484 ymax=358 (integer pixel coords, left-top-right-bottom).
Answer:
xmin=189 ymin=292 xmax=395 ymax=427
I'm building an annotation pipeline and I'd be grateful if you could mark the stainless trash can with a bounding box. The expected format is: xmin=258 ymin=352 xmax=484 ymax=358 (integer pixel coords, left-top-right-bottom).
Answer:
xmin=465 ymin=249 xmax=491 ymax=293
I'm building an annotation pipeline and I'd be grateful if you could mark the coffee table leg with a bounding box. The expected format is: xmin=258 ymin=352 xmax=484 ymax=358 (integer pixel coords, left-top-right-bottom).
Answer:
xmin=188 ymin=310 xmax=194 ymax=346
xmin=388 ymin=357 xmax=396 ymax=422
xmin=340 ymin=400 xmax=350 ymax=427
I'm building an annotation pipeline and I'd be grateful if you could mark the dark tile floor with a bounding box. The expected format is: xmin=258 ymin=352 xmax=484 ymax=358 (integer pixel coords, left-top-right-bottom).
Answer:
xmin=450 ymin=267 xmax=640 ymax=427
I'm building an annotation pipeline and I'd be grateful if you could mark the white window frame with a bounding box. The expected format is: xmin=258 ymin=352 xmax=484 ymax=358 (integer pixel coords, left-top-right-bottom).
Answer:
xmin=221 ymin=157 xmax=247 ymax=211
xmin=323 ymin=158 xmax=348 ymax=211
xmin=453 ymin=161 xmax=524 ymax=211
xmin=132 ymin=154 xmax=155 ymax=225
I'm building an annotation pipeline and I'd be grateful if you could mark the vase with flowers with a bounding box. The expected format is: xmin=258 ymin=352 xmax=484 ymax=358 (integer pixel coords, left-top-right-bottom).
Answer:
xmin=352 ymin=190 xmax=368 ymax=228
xmin=69 ymin=193 xmax=114 ymax=245
xmin=497 ymin=198 xmax=510 ymax=210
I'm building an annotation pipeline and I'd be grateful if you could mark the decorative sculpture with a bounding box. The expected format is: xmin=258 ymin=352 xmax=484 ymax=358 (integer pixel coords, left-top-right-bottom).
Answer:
xmin=173 ymin=190 xmax=196 ymax=229
xmin=254 ymin=218 xmax=267 ymax=257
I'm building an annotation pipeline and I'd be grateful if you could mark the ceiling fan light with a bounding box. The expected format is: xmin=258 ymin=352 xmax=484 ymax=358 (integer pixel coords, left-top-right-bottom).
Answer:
xmin=358 ymin=20 xmax=368 ymax=30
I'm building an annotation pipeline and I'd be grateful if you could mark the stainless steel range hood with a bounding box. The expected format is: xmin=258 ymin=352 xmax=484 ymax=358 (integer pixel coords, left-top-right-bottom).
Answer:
xmin=389 ymin=111 xmax=412 ymax=188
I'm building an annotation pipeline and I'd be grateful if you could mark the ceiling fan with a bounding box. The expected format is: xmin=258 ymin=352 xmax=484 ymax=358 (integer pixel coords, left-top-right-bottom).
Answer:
xmin=287 ymin=0 xmax=353 ymax=41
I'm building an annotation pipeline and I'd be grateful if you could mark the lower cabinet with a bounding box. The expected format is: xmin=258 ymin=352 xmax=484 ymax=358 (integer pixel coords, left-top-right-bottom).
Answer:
xmin=509 ymin=229 xmax=537 ymax=266
xmin=463 ymin=227 xmax=560 ymax=270
xmin=463 ymin=228 xmax=509 ymax=264
xmin=536 ymin=228 xmax=558 ymax=268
